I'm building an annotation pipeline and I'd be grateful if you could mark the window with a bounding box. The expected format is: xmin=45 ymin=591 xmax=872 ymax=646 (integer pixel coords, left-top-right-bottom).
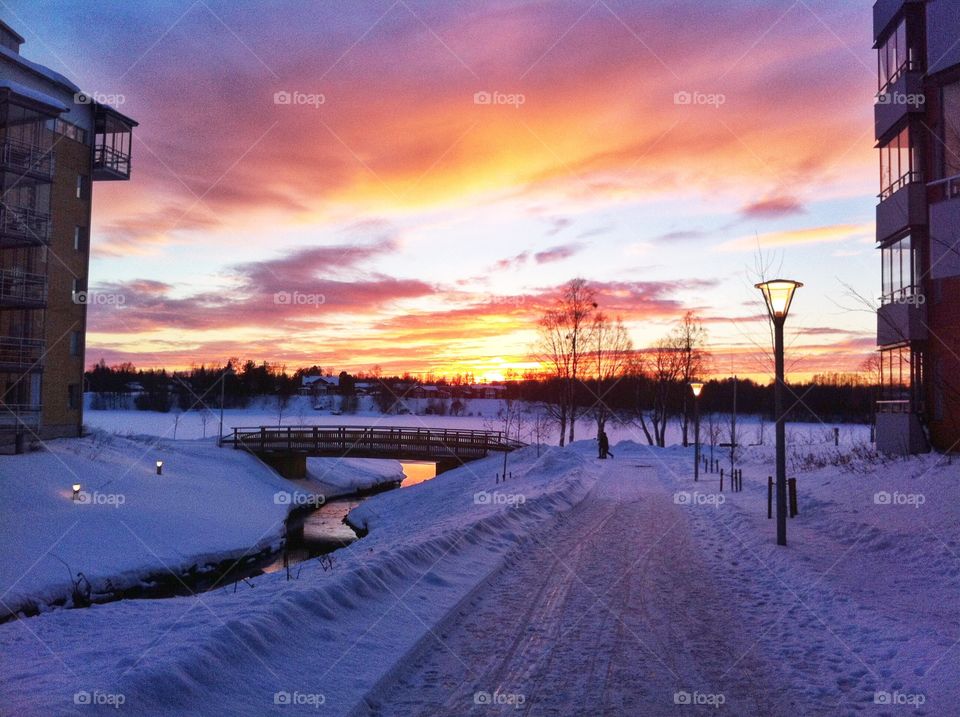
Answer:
xmin=44 ymin=118 xmax=89 ymax=145
xmin=879 ymin=126 xmax=921 ymax=199
xmin=879 ymin=344 xmax=922 ymax=410
xmin=877 ymin=19 xmax=918 ymax=93
xmin=73 ymin=226 xmax=88 ymax=252
xmin=67 ymin=383 xmax=81 ymax=410
xmin=69 ymin=331 xmax=83 ymax=357
xmin=881 ymin=234 xmax=920 ymax=303
xmin=943 ymin=81 xmax=960 ymax=179
xmin=75 ymin=174 xmax=89 ymax=200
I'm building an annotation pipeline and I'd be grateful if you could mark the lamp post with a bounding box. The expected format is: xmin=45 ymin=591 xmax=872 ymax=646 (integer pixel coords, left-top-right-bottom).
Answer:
xmin=156 ymin=460 xmax=163 ymax=476
xmin=755 ymin=279 xmax=803 ymax=546
xmin=218 ymin=363 xmax=234 ymax=447
xmin=690 ymin=382 xmax=703 ymax=481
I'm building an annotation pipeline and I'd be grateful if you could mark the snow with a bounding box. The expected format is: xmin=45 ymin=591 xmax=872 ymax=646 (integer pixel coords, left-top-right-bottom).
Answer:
xmin=0 ymin=432 xmax=402 ymax=618
xmin=0 ymin=79 xmax=69 ymax=112
xmin=0 ymin=44 xmax=80 ymax=93
xmin=2 ymin=421 xmax=956 ymax=715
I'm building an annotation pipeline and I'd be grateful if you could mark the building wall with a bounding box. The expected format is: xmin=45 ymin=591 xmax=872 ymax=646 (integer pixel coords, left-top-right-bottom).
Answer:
xmin=40 ymin=133 xmax=91 ymax=439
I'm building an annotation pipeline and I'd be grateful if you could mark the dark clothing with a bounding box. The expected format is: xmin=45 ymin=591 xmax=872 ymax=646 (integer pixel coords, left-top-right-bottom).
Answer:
xmin=598 ymin=431 xmax=610 ymax=459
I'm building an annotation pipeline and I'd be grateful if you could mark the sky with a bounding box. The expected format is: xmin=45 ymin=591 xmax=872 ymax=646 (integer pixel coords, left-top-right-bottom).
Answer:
xmin=8 ymin=0 xmax=882 ymax=382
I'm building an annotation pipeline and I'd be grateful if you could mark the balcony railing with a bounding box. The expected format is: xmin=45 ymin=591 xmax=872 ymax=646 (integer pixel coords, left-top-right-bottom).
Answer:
xmin=0 ymin=204 xmax=51 ymax=247
xmin=0 ymin=138 xmax=54 ymax=182
xmin=0 ymin=336 xmax=44 ymax=371
xmin=879 ymin=170 xmax=924 ymax=201
xmin=927 ymin=173 xmax=960 ymax=203
xmin=93 ymin=144 xmax=131 ymax=180
xmin=0 ymin=403 xmax=40 ymax=428
xmin=877 ymin=399 xmax=913 ymax=414
xmin=0 ymin=269 xmax=46 ymax=308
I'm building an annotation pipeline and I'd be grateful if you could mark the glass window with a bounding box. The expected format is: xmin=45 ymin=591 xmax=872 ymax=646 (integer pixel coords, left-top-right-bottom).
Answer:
xmin=881 ymin=234 xmax=919 ymax=303
xmin=877 ymin=19 xmax=917 ymax=93
xmin=943 ymin=82 xmax=960 ymax=179
xmin=69 ymin=331 xmax=82 ymax=356
xmin=879 ymin=126 xmax=919 ymax=199
xmin=68 ymin=384 xmax=81 ymax=410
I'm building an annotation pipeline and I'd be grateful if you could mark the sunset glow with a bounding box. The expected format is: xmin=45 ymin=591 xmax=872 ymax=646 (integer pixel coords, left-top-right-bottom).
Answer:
xmin=14 ymin=0 xmax=880 ymax=381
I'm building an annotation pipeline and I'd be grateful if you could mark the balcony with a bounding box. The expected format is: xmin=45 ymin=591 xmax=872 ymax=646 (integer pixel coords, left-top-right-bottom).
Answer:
xmin=93 ymin=104 xmax=136 ymax=181
xmin=875 ymin=70 xmax=924 ymax=139
xmin=0 ymin=336 xmax=43 ymax=371
xmin=876 ymin=178 xmax=926 ymax=244
xmin=876 ymin=409 xmax=928 ymax=454
xmin=0 ymin=138 xmax=54 ymax=183
xmin=926 ymin=177 xmax=960 ymax=280
xmin=873 ymin=0 xmax=921 ymax=40
xmin=877 ymin=297 xmax=927 ymax=345
xmin=0 ymin=269 xmax=46 ymax=308
xmin=0 ymin=204 xmax=50 ymax=247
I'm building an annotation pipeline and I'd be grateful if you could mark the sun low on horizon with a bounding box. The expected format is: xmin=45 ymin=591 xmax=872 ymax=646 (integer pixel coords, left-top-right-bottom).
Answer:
xmin=11 ymin=0 xmax=880 ymax=383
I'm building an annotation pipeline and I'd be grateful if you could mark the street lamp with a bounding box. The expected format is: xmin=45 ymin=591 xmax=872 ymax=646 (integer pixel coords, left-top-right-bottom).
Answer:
xmin=218 ymin=363 xmax=235 ymax=447
xmin=690 ymin=382 xmax=704 ymax=481
xmin=72 ymin=483 xmax=81 ymax=501
xmin=755 ymin=279 xmax=803 ymax=546
xmin=156 ymin=460 xmax=163 ymax=476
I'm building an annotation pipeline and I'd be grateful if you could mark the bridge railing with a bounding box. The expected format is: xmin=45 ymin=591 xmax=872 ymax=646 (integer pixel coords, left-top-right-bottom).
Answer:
xmin=227 ymin=425 xmax=524 ymax=458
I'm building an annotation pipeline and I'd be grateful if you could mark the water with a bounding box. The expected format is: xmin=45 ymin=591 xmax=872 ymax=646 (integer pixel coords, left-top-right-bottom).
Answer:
xmin=262 ymin=460 xmax=437 ymax=574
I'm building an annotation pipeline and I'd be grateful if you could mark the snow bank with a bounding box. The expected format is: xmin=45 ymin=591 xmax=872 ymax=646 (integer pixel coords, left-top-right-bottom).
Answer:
xmin=0 ymin=444 xmax=598 ymax=715
xmin=0 ymin=433 xmax=399 ymax=618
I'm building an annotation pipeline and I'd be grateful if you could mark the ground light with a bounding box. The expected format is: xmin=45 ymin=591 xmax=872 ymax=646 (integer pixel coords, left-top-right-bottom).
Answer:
xmin=72 ymin=483 xmax=81 ymax=501
xmin=755 ymin=279 xmax=803 ymax=546
xmin=156 ymin=460 xmax=163 ymax=476
xmin=690 ymin=382 xmax=704 ymax=481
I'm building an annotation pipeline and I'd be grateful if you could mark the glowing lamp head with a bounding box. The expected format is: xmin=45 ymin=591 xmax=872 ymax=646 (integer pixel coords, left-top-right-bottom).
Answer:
xmin=156 ymin=460 xmax=164 ymax=475
xmin=690 ymin=382 xmax=704 ymax=398
xmin=72 ymin=483 xmax=81 ymax=493
xmin=755 ymin=279 xmax=803 ymax=321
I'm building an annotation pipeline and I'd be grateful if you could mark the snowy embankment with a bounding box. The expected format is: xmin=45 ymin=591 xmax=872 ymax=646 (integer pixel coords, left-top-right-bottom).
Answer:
xmin=641 ymin=437 xmax=959 ymax=713
xmin=0 ymin=443 xmax=597 ymax=715
xmin=0 ymin=432 xmax=402 ymax=619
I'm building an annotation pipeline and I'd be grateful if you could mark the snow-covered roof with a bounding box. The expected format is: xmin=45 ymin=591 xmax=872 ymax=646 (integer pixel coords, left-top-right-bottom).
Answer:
xmin=0 ymin=43 xmax=79 ymax=94
xmin=0 ymin=79 xmax=68 ymax=113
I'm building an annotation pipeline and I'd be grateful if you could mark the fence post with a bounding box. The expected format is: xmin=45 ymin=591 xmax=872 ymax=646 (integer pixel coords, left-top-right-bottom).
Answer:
xmin=788 ymin=478 xmax=798 ymax=517
xmin=719 ymin=469 xmax=724 ymax=492
xmin=767 ymin=476 xmax=773 ymax=519
xmin=833 ymin=427 xmax=839 ymax=447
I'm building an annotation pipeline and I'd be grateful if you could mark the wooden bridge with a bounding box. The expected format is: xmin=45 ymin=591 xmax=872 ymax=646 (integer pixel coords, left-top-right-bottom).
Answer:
xmin=225 ymin=425 xmax=525 ymax=478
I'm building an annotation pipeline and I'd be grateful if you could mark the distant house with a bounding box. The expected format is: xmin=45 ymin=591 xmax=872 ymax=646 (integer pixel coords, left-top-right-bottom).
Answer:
xmin=469 ymin=384 xmax=507 ymax=400
xmin=300 ymin=375 xmax=340 ymax=396
xmin=411 ymin=385 xmax=451 ymax=400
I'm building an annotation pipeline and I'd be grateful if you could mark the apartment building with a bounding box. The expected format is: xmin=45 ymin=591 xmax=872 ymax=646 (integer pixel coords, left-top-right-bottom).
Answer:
xmin=874 ymin=0 xmax=960 ymax=453
xmin=0 ymin=19 xmax=135 ymax=449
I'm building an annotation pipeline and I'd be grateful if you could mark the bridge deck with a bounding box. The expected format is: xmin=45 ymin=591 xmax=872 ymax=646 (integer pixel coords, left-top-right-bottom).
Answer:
xmin=226 ymin=425 xmax=524 ymax=462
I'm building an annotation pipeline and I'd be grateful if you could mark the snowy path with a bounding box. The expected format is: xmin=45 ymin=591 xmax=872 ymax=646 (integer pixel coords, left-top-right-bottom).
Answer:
xmin=354 ymin=458 xmax=792 ymax=716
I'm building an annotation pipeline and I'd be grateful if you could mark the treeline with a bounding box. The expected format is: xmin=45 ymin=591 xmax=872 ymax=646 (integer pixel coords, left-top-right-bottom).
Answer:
xmin=85 ymin=359 xmax=876 ymax=423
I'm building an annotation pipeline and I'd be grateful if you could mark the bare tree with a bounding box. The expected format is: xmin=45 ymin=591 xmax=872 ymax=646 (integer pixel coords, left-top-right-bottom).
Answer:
xmin=649 ymin=337 xmax=684 ymax=447
xmin=670 ymin=311 xmax=708 ymax=446
xmin=588 ymin=313 xmax=633 ymax=436
xmin=535 ymin=278 xmax=597 ymax=446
